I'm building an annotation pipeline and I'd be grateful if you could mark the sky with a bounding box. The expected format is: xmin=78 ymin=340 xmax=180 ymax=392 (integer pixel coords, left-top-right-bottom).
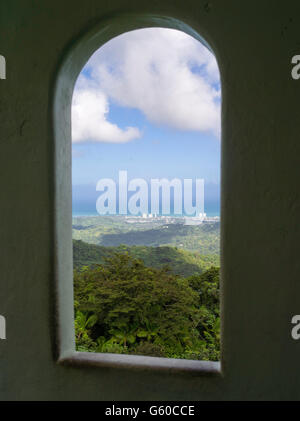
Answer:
xmin=71 ymin=28 xmax=221 ymax=215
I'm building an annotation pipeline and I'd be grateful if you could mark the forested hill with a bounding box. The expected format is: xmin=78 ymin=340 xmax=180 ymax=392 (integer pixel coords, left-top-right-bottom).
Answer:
xmin=72 ymin=216 xmax=220 ymax=254
xmin=73 ymin=239 xmax=219 ymax=278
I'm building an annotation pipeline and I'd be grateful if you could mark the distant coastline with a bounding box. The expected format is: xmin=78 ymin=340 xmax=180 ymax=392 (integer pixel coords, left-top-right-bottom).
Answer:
xmin=72 ymin=210 xmax=220 ymax=218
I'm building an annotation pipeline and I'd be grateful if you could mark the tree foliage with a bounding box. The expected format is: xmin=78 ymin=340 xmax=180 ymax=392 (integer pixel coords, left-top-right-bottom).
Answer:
xmin=74 ymin=251 xmax=220 ymax=361
xmin=73 ymin=239 xmax=219 ymax=277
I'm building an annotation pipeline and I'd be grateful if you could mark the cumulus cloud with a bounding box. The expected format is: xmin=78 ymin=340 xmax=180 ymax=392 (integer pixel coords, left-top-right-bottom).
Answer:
xmin=72 ymin=28 xmax=221 ymax=143
xmin=72 ymin=85 xmax=141 ymax=143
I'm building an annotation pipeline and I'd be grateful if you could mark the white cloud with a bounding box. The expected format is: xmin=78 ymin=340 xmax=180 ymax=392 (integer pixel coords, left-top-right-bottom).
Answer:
xmin=72 ymin=28 xmax=221 ymax=143
xmin=72 ymin=88 xmax=141 ymax=143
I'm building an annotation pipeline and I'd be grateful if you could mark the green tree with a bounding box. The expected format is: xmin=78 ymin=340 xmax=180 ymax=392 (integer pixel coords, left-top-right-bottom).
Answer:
xmin=74 ymin=252 xmax=220 ymax=361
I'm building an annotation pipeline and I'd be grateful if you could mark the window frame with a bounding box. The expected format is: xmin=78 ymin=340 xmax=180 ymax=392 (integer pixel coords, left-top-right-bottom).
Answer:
xmin=52 ymin=12 xmax=222 ymax=376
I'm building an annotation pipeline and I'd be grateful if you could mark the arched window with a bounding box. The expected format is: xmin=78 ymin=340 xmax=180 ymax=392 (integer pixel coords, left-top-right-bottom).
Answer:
xmin=53 ymin=15 xmax=222 ymax=375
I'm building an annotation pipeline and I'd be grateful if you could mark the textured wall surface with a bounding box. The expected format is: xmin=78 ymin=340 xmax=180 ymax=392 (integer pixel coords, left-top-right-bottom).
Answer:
xmin=0 ymin=0 xmax=300 ymax=400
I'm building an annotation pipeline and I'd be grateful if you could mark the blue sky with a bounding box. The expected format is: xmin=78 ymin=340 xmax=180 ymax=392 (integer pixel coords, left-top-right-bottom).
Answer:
xmin=72 ymin=28 xmax=221 ymax=215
